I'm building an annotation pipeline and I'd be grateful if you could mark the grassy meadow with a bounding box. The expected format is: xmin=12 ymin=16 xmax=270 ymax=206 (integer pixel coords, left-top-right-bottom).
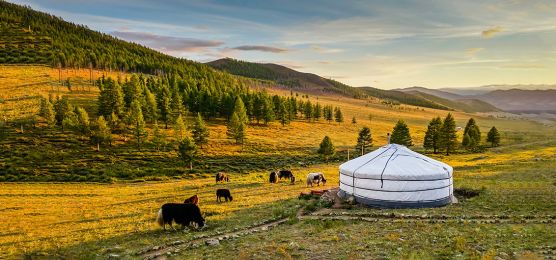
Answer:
xmin=0 ymin=65 xmax=555 ymax=258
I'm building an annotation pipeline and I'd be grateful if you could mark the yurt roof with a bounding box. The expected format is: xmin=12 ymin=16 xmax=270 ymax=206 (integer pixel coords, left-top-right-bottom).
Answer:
xmin=339 ymin=144 xmax=452 ymax=181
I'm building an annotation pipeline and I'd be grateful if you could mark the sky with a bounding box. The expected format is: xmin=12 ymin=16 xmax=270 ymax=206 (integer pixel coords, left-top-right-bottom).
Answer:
xmin=9 ymin=0 xmax=556 ymax=89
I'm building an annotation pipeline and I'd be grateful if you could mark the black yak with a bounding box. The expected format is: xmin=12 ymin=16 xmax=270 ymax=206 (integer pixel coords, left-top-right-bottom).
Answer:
xmin=156 ymin=203 xmax=205 ymax=230
xmin=278 ymin=170 xmax=293 ymax=180
xmin=216 ymin=189 xmax=233 ymax=202
xmin=183 ymin=194 xmax=199 ymax=205
xmin=215 ymin=172 xmax=230 ymax=183
xmin=269 ymin=171 xmax=277 ymax=183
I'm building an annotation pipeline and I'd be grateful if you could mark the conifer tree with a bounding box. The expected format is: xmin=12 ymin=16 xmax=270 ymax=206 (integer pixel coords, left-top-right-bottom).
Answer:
xmin=352 ymin=116 xmax=357 ymax=124
xmin=143 ymin=88 xmax=158 ymax=122
xmin=462 ymin=118 xmax=481 ymax=148
xmin=74 ymin=106 xmax=90 ymax=137
xmin=232 ymin=96 xmax=248 ymax=124
xmin=152 ymin=122 xmax=167 ymax=151
xmin=192 ymin=113 xmax=209 ymax=148
xmin=227 ymin=113 xmax=246 ymax=144
xmin=91 ymin=116 xmax=111 ymax=151
xmin=262 ymin=97 xmax=275 ymax=125
xmin=129 ymin=100 xmax=147 ymax=150
xmin=277 ymin=101 xmax=289 ymax=126
xmin=487 ymin=126 xmax=500 ymax=147
xmin=356 ymin=127 xmax=372 ymax=155
xmin=439 ymin=113 xmax=458 ymax=155
xmin=318 ymin=136 xmax=335 ymax=160
xmin=304 ymin=100 xmax=313 ymax=120
xmin=39 ymin=98 xmax=56 ymax=126
xmin=324 ymin=105 xmax=333 ymax=123
xmin=178 ymin=136 xmax=197 ymax=170
xmin=423 ymin=117 xmax=442 ymax=153
xmin=334 ymin=107 xmax=344 ymax=124
xmin=173 ymin=114 xmax=187 ymax=143
xmin=54 ymin=96 xmax=73 ymax=126
xmin=61 ymin=109 xmax=78 ymax=133
xmin=313 ymin=103 xmax=322 ymax=121
xmin=390 ymin=119 xmax=413 ymax=146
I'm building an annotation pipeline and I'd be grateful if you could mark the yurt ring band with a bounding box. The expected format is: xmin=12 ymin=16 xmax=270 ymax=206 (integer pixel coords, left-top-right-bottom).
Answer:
xmin=340 ymin=180 xmax=452 ymax=192
xmin=340 ymin=171 xmax=452 ymax=181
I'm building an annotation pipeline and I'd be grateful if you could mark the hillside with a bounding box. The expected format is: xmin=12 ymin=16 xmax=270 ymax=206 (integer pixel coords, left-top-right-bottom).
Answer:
xmin=208 ymin=58 xmax=449 ymax=110
xmin=0 ymin=0 xmax=238 ymax=87
xmin=396 ymin=86 xmax=464 ymax=100
xmin=439 ymin=84 xmax=556 ymax=96
xmin=406 ymin=91 xmax=500 ymax=113
xmin=478 ymin=89 xmax=556 ymax=113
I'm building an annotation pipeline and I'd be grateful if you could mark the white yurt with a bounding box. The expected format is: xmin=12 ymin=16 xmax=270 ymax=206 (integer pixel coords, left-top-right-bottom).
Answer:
xmin=338 ymin=144 xmax=453 ymax=208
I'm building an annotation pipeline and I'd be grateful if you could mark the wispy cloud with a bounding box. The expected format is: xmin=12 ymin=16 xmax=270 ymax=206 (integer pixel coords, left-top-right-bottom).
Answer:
xmin=231 ymin=45 xmax=288 ymax=53
xmin=111 ymin=31 xmax=223 ymax=53
xmin=465 ymin=47 xmax=484 ymax=56
xmin=482 ymin=26 xmax=503 ymax=38
xmin=310 ymin=45 xmax=343 ymax=54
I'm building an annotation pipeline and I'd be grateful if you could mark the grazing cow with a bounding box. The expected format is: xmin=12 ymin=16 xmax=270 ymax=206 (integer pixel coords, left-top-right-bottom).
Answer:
xmin=306 ymin=172 xmax=327 ymax=187
xmin=269 ymin=171 xmax=277 ymax=183
xmin=215 ymin=172 xmax=230 ymax=183
xmin=156 ymin=203 xmax=205 ymax=230
xmin=278 ymin=170 xmax=293 ymax=180
xmin=216 ymin=189 xmax=233 ymax=202
xmin=183 ymin=194 xmax=199 ymax=205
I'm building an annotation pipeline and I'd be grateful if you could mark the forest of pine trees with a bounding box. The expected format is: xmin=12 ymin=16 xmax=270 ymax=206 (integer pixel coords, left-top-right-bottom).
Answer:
xmin=38 ymin=73 xmax=344 ymax=151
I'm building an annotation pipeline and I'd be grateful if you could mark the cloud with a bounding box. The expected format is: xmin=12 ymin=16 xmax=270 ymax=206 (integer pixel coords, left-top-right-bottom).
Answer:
xmin=482 ymin=26 xmax=503 ymax=38
xmin=310 ymin=45 xmax=343 ymax=54
xmin=111 ymin=31 xmax=223 ymax=53
xmin=231 ymin=45 xmax=288 ymax=53
xmin=465 ymin=47 xmax=484 ymax=56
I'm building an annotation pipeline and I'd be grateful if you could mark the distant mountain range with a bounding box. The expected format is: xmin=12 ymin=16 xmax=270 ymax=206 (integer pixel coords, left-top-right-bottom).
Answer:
xmin=208 ymin=58 xmax=450 ymax=110
xmin=396 ymin=86 xmax=556 ymax=113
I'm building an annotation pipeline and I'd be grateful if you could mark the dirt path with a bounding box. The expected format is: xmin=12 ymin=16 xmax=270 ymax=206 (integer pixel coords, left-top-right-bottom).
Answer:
xmin=139 ymin=208 xmax=306 ymax=259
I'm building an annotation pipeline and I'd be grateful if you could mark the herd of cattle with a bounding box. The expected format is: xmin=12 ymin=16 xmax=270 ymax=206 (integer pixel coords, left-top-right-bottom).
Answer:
xmin=156 ymin=170 xmax=327 ymax=230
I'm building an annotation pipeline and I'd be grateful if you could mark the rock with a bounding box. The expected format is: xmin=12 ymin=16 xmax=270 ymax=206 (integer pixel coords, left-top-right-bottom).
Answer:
xmin=105 ymin=246 xmax=123 ymax=253
xmin=261 ymin=226 xmax=268 ymax=231
xmin=205 ymin=239 xmax=220 ymax=246
xmin=107 ymin=254 xmax=120 ymax=259
xmin=346 ymin=196 xmax=356 ymax=205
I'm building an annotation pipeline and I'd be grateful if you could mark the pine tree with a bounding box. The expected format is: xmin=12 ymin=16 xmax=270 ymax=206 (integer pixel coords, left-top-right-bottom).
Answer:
xmin=74 ymin=106 xmax=90 ymax=137
xmin=160 ymin=94 xmax=171 ymax=129
xmin=487 ymin=126 xmax=500 ymax=147
xmin=334 ymin=107 xmax=344 ymax=124
xmin=304 ymin=100 xmax=313 ymax=120
xmin=439 ymin=113 xmax=458 ymax=155
xmin=129 ymin=100 xmax=148 ymax=150
xmin=277 ymin=101 xmax=289 ymax=126
xmin=423 ymin=117 xmax=442 ymax=153
xmin=462 ymin=118 xmax=481 ymax=148
xmin=173 ymin=114 xmax=187 ymax=143
xmin=232 ymin=96 xmax=248 ymax=124
xmin=313 ymin=103 xmax=322 ymax=121
xmin=61 ymin=109 xmax=78 ymax=133
xmin=192 ymin=113 xmax=209 ymax=148
xmin=39 ymin=98 xmax=56 ymax=126
xmin=352 ymin=116 xmax=357 ymax=124
xmin=318 ymin=136 xmax=335 ymax=160
xmin=262 ymin=97 xmax=274 ymax=125
xmin=324 ymin=105 xmax=333 ymax=123
xmin=178 ymin=136 xmax=197 ymax=170
xmin=91 ymin=116 xmax=111 ymax=151
xmin=390 ymin=119 xmax=413 ymax=146
xmin=356 ymin=127 xmax=372 ymax=156
xmin=54 ymin=96 xmax=73 ymax=126
xmin=143 ymin=88 xmax=158 ymax=122
xmin=152 ymin=122 xmax=167 ymax=151
xmin=227 ymin=113 xmax=246 ymax=144
xmin=170 ymin=90 xmax=186 ymax=123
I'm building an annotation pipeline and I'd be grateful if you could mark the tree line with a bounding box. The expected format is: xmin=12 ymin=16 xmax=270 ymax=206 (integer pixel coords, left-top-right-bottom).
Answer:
xmin=316 ymin=113 xmax=501 ymax=161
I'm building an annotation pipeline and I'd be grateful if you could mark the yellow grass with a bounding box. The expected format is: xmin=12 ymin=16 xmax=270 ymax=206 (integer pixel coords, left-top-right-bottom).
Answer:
xmin=0 ymin=164 xmax=339 ymax=258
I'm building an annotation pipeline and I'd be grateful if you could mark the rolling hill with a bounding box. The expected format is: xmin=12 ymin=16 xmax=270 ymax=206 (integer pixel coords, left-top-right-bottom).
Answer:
xmin=208 ymin=58 xmax=449 ymax=110
xmin=396 ymin=87 xmax=500 ymax=113
xmin=398 ymin=86 xmax=556 ymax=113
